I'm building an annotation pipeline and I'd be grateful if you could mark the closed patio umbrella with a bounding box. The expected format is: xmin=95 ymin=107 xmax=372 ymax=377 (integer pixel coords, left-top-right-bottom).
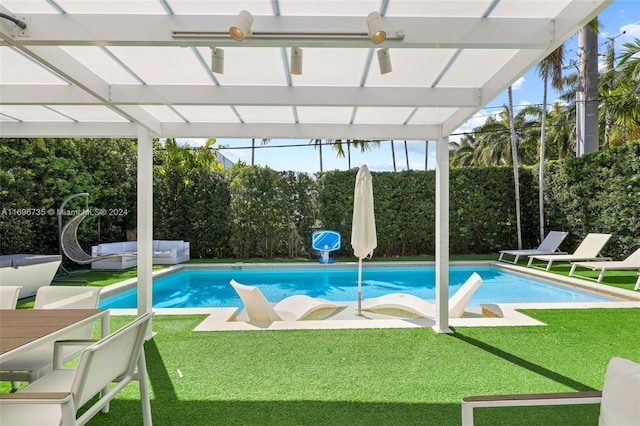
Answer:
xmin=351 ymin=164 xmax=377 ymax=315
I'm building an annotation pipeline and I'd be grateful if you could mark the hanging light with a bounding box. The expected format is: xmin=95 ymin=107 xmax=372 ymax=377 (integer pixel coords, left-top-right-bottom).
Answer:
xmin=210 ymin=47 xmax=224 ymax=74
xmin=377 ymin=48 xmax=392 ymax=74
xmin=290 ymin=47 xmax=303 ymax=75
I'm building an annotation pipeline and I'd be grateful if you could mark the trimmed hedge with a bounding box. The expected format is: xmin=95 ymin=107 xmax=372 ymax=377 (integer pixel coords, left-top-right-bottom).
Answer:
xmin=542 ymin=141 xmax=640 ymax=257
xmin=2 ymin=139 xmax=638 ymax=260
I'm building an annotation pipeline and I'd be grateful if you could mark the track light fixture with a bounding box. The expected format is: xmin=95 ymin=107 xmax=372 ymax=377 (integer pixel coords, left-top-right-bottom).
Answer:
xmin=210 ymin=47 xmax=224 ymax=74
xmin=377 ymin=48 xmax=392 ymax=74
xmin=229 ymin=10 xmax=253 ymax=41
xmin=367 ymin=12 xmax=386 ymax=44
xmin=173 ymin=11 xmax=404 ymax=44
xmin=290 ymin=47 xmax=303 ymax=75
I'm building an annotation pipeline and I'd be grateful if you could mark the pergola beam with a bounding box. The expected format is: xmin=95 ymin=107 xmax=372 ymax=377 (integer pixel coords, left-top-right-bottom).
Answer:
xmin=3 ymin=15 xmax=558 ymax=49
xmin=1 ymin=85 xmax=482 ymax=108
xmin=0 ymin=121 xmax=440 ymax=140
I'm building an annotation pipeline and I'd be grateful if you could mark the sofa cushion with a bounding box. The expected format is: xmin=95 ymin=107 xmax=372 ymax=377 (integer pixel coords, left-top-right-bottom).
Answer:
xmin=156 ymin=240 xmax=184 ymax=251
xmin=122 ymin=242 xmax=137 ymax=252
xmin=103 ymin=243 xmax=123 ymax=254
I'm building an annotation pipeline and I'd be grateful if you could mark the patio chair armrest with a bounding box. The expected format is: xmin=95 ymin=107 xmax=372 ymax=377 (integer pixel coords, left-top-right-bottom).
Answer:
xmin=53 ymin=339 xmax=98 ymax=368
xmin=0 ymin=392 xmax=72 ymax=403
xmin=461 ymin=391 xmax=602 ymax=426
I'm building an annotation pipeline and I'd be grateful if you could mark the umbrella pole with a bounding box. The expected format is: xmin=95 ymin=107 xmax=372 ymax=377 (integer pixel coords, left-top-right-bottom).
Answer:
xmin=357 ymin=258 xmax=362 ymax=315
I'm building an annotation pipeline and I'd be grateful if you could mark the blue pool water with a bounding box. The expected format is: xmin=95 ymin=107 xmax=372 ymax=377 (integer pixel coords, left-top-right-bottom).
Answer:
xmin=99 ymin=265 xmax=617 ymax=309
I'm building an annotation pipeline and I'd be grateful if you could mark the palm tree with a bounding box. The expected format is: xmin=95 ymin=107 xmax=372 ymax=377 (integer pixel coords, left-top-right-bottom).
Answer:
xmin=473 ymin=105 xmax=540 ymax=166
xmin=403 ymin=140 xmax=409 ymax=170
xmin=599 ymin=39 xmax=617 ymax=148
xmin=546 ymin=101 xmax=574 ymax=159
xmin=350 ymin=140 xmax=382 ymax=168
xmin=424 ymin=140 xmax=430 ymax=170
xmin=537 ymin=47 xmax=564 ymax=241
xmin=576 ymin=19 xmax=601 ymax=156
xmin=618 ymin=38 xmax=640 ymax=81
xmin=315 ymin=139 xmax=382 ymax=171
xmin=507 ymin=86 xmax=522 ymax=250
xmin=607 ymin=38 xmax=640 ymax=143
xmin=449 ymin=134 xmax=478 ymax=167
xmin=391 ymin=140 xmax=397 ymax=172
xmin=309 ymin=139 xmax=324 ymax=172
xmin=250 ymin=138 xmax=271 ymax=168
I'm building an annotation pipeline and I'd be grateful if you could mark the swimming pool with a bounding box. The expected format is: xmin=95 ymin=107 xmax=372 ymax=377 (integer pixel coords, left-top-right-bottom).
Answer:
xmin=99 ymin=265 xmax=618 ymax=309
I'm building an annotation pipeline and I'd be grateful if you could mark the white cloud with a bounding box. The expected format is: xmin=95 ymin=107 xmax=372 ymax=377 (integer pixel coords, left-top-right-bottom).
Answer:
xmin=459 ymin=110 xmax=490 ymax=131
xmin=511 ymin=76 xmax=526 ymax=91
xmin=620 ymin=22 xmax=640 ymax=40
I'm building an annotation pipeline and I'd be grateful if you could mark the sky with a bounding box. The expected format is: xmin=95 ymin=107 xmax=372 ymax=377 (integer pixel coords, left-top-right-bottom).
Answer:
xmin=180 ymin=0 xmax=640 ymax=174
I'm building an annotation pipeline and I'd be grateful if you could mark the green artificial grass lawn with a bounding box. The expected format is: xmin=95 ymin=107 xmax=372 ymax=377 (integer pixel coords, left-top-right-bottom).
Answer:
xmin=8 ymin=308 xmax=635 ymax=426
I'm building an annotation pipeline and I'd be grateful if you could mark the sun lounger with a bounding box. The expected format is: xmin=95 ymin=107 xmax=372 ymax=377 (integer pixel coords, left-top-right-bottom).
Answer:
xmin=498 ymin=231 xmax=568 ymax=264
xmin=361 ymin=272 xmax=483 ymax=318
xmin=461 ymin=357 xmax=640 ymax=426
xmin=527 ymin=233 xmax=612 ymax=271
xmin=230 ymin=279 xmax=340 ymax=322
xmin=569 ymin=247 xmax=640 ymax=282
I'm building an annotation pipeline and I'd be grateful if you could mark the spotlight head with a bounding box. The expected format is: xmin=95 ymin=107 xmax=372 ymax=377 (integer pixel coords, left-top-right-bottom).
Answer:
xmin=210 ymin=47 xmax=224 ymax=74
xmin=230 ymin=10 xmax=253 ymax=42
xmin=377 ymin=48 xmax=392 ymax=74
xmin=290 ymin=47 xmax=303 ymax=75
xmin=367 ymin=11 xmax=386 ymax=44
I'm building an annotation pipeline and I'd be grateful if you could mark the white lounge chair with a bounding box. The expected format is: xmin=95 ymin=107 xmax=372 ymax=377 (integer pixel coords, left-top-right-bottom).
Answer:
xmin=461 ymin=356 xmax=640 ymax=426
xmin=230 ymin=279 xmax=340 ymax=322
xmin=527 ymin=233 xmax=612 ymax=271
xmin=0 ymin=286 xmax=22 ymax=309
xmin=0 ymin=286 xmax=102 ymax=389
xmin=498 ymin=231 xmax=568 ymax=264
xmin=361 ymin=272 xmax=483 ymax=318
xmin=569 ymin=247 xmax=640 ymax=283
xmin=0 ymin=313 xmax=153 ymax=426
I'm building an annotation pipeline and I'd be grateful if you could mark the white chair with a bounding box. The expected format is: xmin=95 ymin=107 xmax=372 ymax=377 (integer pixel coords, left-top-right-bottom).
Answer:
xmin=361 ymin=273 xmax=483 ymax=318
xmin=33 ymin=286 xmax=102 ymax=309
xmin=0 ymin=313 xmax=153 ymax=426
xmin=0 ymin=286 xmax=22 ymax=309
xmin=527 ymin=233 xmax=612 ymax=271
xmin=498 ymin=231 xmax=568 ymax=264
xmin=230 ymin=279 xmax=340 ymax=322
xmin=569 ymin=247 xmax=640 ymax=282
xmin=461 ymin=356 xmax=640 ymax=425
xmin=0 ymin=286 xmax=102 ymax=388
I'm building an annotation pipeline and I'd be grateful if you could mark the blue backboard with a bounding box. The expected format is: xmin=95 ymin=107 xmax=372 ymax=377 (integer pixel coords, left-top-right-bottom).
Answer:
xmin=311 ymin=230 xmax=341 ymax=252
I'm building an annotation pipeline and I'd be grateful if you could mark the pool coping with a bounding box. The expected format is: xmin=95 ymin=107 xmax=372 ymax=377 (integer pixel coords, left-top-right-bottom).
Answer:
xmin=100 ymin=261 xmax=640 ymax=331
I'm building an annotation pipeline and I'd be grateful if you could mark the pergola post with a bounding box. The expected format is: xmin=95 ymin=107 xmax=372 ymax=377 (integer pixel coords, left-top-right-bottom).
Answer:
xmin=434 ymin=135 xmax=452 ymax=334
xmin=137 ymin=126 xmax=153 ymax=322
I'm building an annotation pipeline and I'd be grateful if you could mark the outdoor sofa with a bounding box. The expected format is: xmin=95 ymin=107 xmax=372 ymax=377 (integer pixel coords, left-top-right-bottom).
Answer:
xmin=90 ymin=240 xmax=190 ymax=270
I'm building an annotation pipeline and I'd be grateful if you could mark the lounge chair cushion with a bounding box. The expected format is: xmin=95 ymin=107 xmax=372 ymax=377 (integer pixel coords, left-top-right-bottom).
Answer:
xmin=599 ymin=357 xmax=640 ymax=425
xmin=362 ymin=272 xmax=483 ymax=318
xmin=230 ymin=280 xmax=340 ymax=322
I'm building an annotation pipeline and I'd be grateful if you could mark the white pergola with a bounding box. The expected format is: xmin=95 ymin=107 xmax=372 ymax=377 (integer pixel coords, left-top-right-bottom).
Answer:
xmin=0 ymin=0 xmax=612 ymax=333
